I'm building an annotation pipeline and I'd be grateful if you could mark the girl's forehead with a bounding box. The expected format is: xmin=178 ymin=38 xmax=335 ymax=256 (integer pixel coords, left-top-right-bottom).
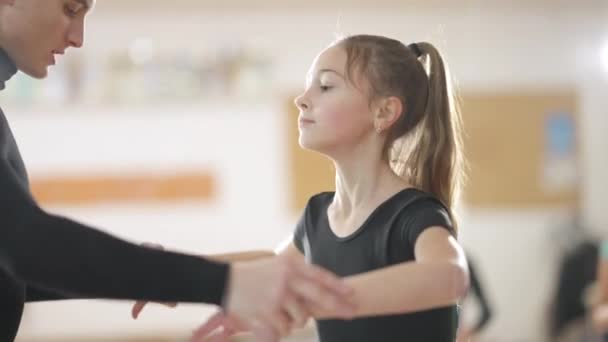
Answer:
xmin=306 ymin=47 xmax=346 ymax=80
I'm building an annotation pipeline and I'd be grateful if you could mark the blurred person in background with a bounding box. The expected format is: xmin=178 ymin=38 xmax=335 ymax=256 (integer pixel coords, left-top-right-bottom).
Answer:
xmin=457 ymin=252 xmax=493 ymax=342
xmin=549 ymin=240 xmax=599 ymax=341
xmin=591 ymin=240 xmax=608 ymax=341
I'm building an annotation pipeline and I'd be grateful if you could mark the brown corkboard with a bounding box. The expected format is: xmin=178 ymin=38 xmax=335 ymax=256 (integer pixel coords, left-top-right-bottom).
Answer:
xmin=460 ymin=90 xmax=579 ymax=208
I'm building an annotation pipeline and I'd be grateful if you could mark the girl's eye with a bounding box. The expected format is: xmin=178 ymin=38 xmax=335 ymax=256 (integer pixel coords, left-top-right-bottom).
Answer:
xmin=64 ymin=3 xmax=83 ymax=17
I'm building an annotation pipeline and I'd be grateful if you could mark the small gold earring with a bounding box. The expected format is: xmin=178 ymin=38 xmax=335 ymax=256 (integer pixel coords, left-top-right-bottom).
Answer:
xmin=376 ymin=126 xmax=383 ymax=133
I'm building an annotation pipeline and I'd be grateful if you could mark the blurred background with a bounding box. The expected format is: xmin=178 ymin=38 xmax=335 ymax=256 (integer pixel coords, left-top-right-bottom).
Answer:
xmin=4 ymin=0 xmax=608 ymax=341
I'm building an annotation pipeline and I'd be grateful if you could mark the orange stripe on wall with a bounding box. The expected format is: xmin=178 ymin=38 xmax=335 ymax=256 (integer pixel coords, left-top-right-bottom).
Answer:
xmin=30 ymin=172 xmax=217 ymax=206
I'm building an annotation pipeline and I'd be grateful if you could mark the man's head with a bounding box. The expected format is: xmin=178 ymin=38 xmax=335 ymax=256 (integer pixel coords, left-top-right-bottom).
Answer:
xmin=0 ymin=0 xmax=94 ymax=78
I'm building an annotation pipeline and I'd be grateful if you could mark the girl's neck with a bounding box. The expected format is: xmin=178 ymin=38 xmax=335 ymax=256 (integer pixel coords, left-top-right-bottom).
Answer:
xmin=332 ymin=157 xmax=411 ymax=217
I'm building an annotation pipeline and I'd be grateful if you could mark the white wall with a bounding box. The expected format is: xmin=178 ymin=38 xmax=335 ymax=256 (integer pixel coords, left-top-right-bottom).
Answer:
xmin=79 ymin=3 xmax=605 ymax=89
xmin=7 ymin=2 xmax=608 ymax=341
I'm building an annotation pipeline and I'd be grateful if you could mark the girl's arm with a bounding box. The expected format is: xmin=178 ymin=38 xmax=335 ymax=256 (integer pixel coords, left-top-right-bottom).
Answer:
xmin=192 ymin=229 xmax=467 ymax=320
xmin=318 ymin=227 xmax=469 ymax=319
xmin=202 ymin=237 xmax=303 ymax=262
xmin=206 ymin=250 xmax=276 ymax=262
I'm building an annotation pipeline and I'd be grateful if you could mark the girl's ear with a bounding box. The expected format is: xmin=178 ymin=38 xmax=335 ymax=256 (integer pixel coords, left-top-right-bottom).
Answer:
xmin=373 ymin=96 xmax=403 ymax=132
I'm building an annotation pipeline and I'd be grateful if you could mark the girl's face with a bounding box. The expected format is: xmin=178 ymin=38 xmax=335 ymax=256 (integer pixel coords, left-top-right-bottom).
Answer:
xmin=294 ymin=45 xmax=377 ymax=157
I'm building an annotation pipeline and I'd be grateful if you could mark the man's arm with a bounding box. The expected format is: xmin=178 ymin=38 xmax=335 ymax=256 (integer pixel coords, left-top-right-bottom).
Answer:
xmin=0 ymin=157 xmax=229 ymax=305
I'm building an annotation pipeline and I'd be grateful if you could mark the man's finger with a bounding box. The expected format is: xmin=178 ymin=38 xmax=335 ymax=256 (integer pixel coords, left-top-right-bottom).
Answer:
xmin=294 ymin=260 xmax=352 ymax=296
xmin=206 ymin=330 xmax=231 ymax=342
xmin=252 ymin=322 xmax=279 ymax=342
xmin=190 ymin=312 xmax=227 ymax=341
xmin=131 ymin=301 xmax=147 ymax=319
xmin=283 ymin=294 xmax=308 ymax=329
xmin=290 ymin=277 xmax=355 ymax=318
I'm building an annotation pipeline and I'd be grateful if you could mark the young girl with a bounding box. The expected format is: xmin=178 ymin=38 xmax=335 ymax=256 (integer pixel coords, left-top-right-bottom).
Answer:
xmin=136 ymin=34 xmax=469 ymax=342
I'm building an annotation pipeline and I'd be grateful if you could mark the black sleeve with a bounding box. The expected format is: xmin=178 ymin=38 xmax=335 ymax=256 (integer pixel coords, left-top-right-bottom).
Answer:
xmin=293 ymin=209 xmax=307 ymax=254
xmin=468 ymin=257 xmax=493 ymax=332
xmin=0 ymin=158 xmax=229 ymax=305
xmin=26 ymin=284 xmax=72 ymax=302
xmin=401 ymin=199 xmax=454 ymax=250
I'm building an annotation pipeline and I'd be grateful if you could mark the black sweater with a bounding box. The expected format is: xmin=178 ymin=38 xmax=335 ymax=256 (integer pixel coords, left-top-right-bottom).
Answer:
xmin=0 ymin=48 xmax=228 ymax=340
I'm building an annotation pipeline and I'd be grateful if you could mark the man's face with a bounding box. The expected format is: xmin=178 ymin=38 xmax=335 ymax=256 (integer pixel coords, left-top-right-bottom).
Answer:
xmin=0 ymin=0 xmax=93 ymax=78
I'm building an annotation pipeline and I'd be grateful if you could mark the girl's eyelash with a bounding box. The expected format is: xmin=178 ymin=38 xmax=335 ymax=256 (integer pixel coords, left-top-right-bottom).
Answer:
xmin=64 ymin=3 xmax=81 ymax=17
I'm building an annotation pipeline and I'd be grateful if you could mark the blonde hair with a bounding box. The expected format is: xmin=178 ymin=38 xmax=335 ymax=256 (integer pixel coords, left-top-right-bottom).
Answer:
xmin=336 ymin=35 xmax=465 ymax=232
